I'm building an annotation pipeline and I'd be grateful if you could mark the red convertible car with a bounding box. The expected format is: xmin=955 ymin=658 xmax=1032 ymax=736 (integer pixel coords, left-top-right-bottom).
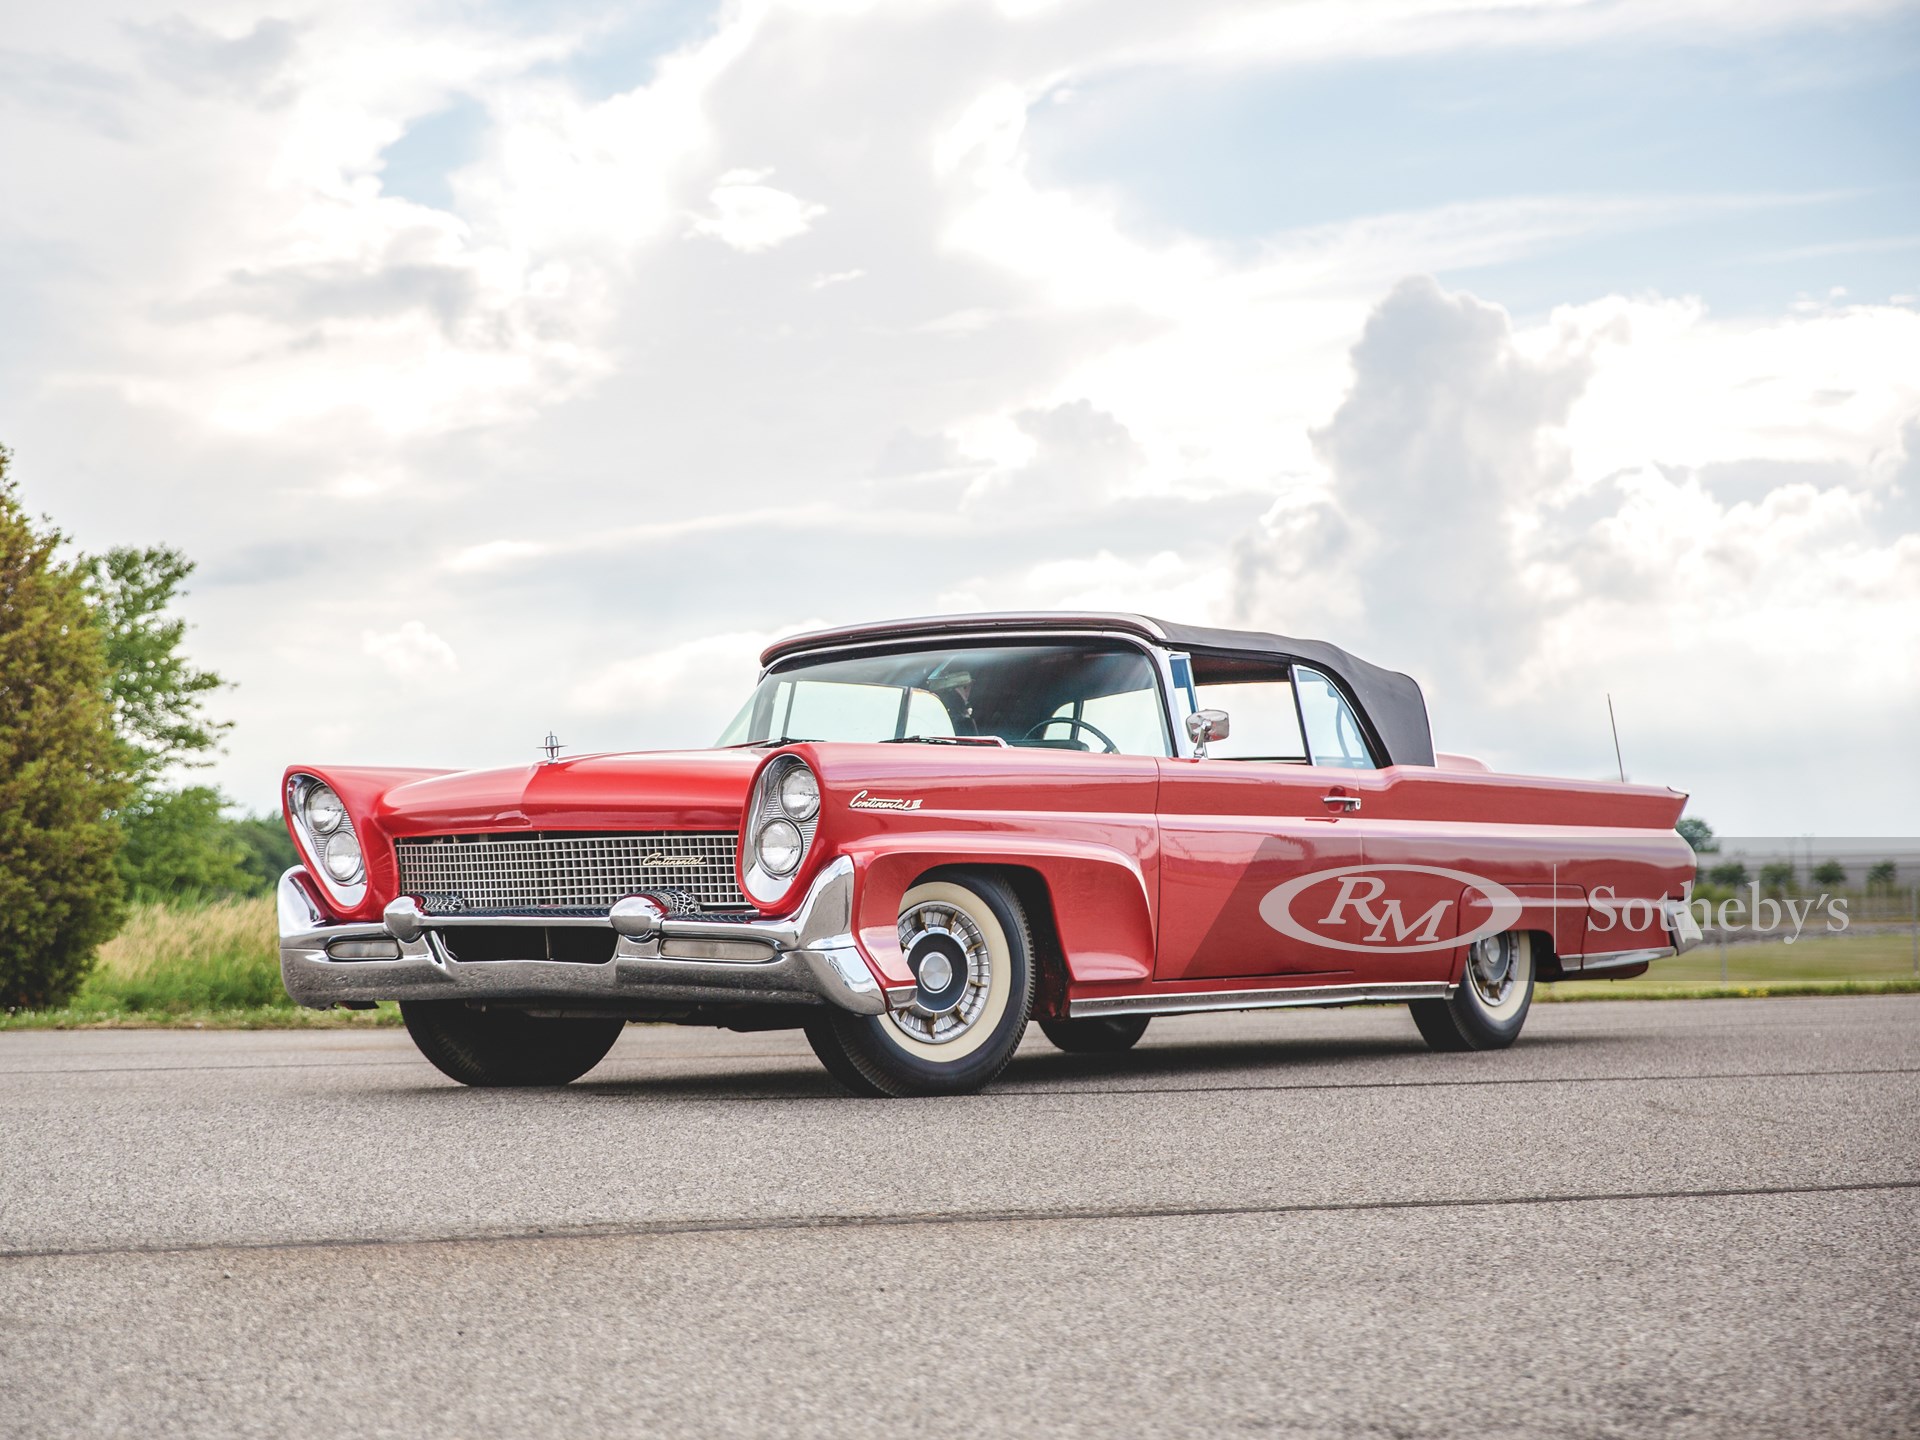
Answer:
xmin=278 ymin=613 xmax=1699 ymax=1096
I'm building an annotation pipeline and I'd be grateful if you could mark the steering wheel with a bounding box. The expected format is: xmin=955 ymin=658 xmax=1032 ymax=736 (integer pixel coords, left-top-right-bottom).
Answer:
xmin=1021 ymin=715 xmax=1121 ymax=754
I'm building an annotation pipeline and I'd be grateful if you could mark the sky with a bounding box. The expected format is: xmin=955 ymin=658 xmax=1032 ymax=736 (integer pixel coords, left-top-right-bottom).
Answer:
xmin=2 ymin=0 xmax=1917 ymax=835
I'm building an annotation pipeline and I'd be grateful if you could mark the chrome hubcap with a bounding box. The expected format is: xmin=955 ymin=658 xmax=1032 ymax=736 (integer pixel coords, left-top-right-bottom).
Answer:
xmin=893 ymin=902 xmax=991 ymax=1044
xmin=1469 ymin=932 xmax=1517 ymax=1005
xmin=916 ymin=952 xmax=954 ymax=993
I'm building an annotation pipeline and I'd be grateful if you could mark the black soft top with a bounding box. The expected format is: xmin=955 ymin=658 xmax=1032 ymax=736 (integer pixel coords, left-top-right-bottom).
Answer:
xmin=762 ymin=612 xmax=1436 ymax=767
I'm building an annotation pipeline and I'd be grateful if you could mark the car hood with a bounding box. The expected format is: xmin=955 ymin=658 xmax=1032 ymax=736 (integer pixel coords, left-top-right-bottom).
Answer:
xmin=372 ymin=749 xmax=763 ymax=837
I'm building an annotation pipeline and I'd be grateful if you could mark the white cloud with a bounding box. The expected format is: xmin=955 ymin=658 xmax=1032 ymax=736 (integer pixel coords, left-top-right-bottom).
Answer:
xmin=688 ymin=168 xmax=825 ymax=252
xmin=1228 ymin=277 xmax=1920 ymax=818
xmin=937 ymin=548 xmax=1225 ymax=618
xmin=444 ymin=539 xmax=549 ymax=574
xmin=363 ymin=621 xmax=459 ymax=679
xmin=567 ymin=624 xmax=832 ymax=752
xmin=359 ymin=622 xmax=455 ymax=683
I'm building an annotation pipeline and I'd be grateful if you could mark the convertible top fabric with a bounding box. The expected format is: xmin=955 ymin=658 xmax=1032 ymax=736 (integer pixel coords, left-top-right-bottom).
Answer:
xmin=762 ymin=612 xmax=1436 ymax=766
xmin=1146 ymin=617 xmax=1435 ymax=768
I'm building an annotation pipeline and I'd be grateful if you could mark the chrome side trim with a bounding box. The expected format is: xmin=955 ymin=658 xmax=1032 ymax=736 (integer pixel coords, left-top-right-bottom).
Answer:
xmin=1565 ymin=946 xmax=1675 ymax=973
xmin=277 ymin=856 xmax=885 ymax=1016
xmin=1069 ymin=980 xmax=1453 ymax=1019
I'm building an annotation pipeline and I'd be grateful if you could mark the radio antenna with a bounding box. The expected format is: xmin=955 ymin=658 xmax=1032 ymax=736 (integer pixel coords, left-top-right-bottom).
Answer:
xmin=1606 ymin=693 xmax=1625 ymax=783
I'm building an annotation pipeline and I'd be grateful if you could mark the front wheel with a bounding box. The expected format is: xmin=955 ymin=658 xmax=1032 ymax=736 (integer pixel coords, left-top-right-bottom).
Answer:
xmin=401 ymin=1002 xmax=625 ymax=1086
xmin=805 ymin=873 xmax=1034 ymax=1097
xmin=1409 ymin=930 xmax=1534 ymax=1052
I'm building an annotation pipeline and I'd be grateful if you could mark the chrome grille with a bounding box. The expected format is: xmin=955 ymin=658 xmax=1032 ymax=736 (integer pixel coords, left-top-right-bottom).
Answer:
xmin=395 ymin=832 xmax=747 ymax=915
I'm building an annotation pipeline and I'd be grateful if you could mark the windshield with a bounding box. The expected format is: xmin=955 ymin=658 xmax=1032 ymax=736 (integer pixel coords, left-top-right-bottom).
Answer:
xmin=716 ymin=641 xmax=1172 ymax=756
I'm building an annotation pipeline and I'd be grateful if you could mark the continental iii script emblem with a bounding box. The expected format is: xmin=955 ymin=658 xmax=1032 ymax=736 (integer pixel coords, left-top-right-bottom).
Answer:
xmin=848 ymin=790 xmax=923 ymax=812
xmin=636 ymin=853 xmax=705 ymax=868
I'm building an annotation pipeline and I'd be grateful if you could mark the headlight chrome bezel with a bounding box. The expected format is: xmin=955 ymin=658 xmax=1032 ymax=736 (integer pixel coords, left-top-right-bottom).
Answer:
xmin=288 ymin=772 xmax=368 ymax=906
xmin=743 ymin=754 xmax=821 ymax=904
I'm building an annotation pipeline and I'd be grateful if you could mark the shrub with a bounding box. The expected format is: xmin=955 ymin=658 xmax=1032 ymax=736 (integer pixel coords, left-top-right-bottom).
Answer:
xmin=1707 ymin=861 xmax=1750 ymax=888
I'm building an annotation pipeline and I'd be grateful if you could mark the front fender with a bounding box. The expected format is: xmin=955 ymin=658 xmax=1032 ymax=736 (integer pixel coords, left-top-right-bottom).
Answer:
xmin=838 ymin=835 xmax=1156 ymax=990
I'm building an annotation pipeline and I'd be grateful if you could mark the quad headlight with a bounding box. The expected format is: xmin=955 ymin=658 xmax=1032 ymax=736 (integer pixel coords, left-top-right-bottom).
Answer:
xmin=777 ymin=765 xmax=820 ymax=820
xmin=757 ymin=818 xmax=804 ymax=876
xmin=744 ymin=755 xmax=820 ymax=901
xmin=321 ymin=829 xmax=364 ymax=884
xmin=303 ymin=783 xmax=346 ymax=835
xmin=288 ymin=773 xmax=367 ymax=901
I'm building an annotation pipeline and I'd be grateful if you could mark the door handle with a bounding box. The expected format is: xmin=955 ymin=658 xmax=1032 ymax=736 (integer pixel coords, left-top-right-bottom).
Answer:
xmin=1321 ymin=792 xmax=1361 ymax=812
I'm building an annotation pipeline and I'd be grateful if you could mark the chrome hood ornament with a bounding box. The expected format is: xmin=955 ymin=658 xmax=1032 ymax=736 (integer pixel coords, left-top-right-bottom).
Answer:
xmin=541 ymin=731 xmax=562 ymax=764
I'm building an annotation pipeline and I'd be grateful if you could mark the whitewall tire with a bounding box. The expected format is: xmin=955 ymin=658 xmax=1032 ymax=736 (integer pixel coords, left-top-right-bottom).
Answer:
xmin=1409 ymin=929 xmax=1534 ymax=1052
xmin=804 ymin=873 xmax=1034 ymax=1097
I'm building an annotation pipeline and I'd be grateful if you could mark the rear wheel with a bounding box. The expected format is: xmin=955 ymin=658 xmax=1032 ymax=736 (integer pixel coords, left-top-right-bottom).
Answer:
xmin=1409 ymin=930 xmax=1534 ymax=1052
xmin=1038 ymin=1015 xmax=1150 ymax=1054
xmin=805 ymin=873 xmax=1034 ymax=1097
xmin=400 ymin=1002 xmax=625 ymax=1086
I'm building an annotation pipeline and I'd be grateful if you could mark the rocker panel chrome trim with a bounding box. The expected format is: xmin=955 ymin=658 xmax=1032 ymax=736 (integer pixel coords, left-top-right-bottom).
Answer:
xmin=1069 ymin=980 xmax=1453 ymax=1019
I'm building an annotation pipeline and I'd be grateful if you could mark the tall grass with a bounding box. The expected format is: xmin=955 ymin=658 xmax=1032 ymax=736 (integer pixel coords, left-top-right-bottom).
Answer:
xmin=0 ymin=897 xmax=399 ymax=1027
xmin=85 ymin=896 xmax=287 ymax=1013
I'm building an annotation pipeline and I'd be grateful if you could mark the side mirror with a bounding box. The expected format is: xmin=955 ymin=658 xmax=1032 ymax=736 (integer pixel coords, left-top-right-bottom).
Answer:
xmin=1185 ymin=709 xmax=1230 ymax=758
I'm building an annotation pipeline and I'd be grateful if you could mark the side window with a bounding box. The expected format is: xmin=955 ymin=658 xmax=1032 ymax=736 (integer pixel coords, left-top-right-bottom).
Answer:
xmin=1295 ymin=666 xmax=1376 ymax=769
xmin=1190 ymin=680 xmax=1306 ymax=761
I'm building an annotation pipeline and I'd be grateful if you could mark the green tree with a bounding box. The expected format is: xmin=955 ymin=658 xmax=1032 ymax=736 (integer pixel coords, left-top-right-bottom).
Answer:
xmin=82 ymin=546 xmax=228 ymax=788
xmin=81 ymin=545 xmax=262 ymax=900
xmin=0 ymin=449 xmax=128 ymax=1007
xmin=230 ymin=813 xmax=299 ymax=893
xmin=1676 ymin=817 xmax=1718 ymax=854
xmin=115 ymin=786 xmax=255 ymax=902
xmin=1707 ymin=861 xmax=1750 ymax=888
xmin=1811 ymin=860 xmax=1847 ymax=888
xmin=1758 ymin=861 xmax=1796 ymax=896
xmin=1866 ymin=860 xmax=1899 ymax=893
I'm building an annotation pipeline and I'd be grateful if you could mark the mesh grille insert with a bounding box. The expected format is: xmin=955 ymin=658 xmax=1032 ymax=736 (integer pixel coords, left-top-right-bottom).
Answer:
xmin=395 ymin=832 xmax=746 ymax=915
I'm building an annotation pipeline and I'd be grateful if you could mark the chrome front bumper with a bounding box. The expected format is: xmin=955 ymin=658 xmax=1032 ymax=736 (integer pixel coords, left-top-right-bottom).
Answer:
xmin=277 ymin=856 xmax=893 ymax=1015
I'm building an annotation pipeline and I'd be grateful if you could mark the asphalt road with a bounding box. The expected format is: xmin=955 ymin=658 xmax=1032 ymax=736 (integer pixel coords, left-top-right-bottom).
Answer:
xmin=2 ymin=996 xmax=1916 ymax=1439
